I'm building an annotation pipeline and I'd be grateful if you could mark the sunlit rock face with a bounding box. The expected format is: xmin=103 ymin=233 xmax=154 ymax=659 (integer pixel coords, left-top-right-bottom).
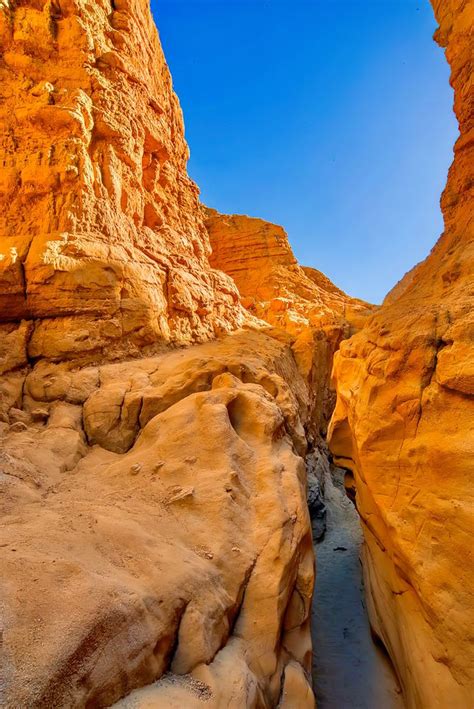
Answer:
xmin=205 ymin=208 xmax=373 ymax=338
xmin=2 ymin=0 xmax=470 ymax=706
xmin=0 ymin=0 xmax=244 ymax=363
xmin=328 ymin=1 xmax=474 ymax=706
xmin=1 ymin=333 xmax=316 ymax=708
xmin=205 ymin=208 xmax=375 ymax=436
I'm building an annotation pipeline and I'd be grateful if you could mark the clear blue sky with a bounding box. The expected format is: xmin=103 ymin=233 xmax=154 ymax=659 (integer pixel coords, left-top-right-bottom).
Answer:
xmin=151 ymin=0 xmax=457 ymax=303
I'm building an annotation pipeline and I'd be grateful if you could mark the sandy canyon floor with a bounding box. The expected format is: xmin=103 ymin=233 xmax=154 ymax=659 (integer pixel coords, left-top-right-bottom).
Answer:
xmin=311 ymin=469 xmax=404 ymax=709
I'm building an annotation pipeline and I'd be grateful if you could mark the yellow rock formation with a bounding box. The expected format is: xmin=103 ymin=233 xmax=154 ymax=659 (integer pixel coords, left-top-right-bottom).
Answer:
xmin=1 ymin=332 xmax=318 ymax=708
xmin=328 ymin=1 xmax=474 ymax=706
xmin=0 ymin=2 xmax=323 ymax=706
xmin=0 ymin=0 xmax=244 ymax=363
xmin=206 ymin=209 xmax=374 ymax=439
xmin=1 ymin=0 xmax=471 ymax=706
xmin=205 ymin=208 xmax=373 ymax=338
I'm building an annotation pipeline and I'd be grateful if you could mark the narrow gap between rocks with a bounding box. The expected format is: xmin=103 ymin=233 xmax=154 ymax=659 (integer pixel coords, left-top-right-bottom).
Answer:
xmin=308 ymin=451 xmax=404 ymax=709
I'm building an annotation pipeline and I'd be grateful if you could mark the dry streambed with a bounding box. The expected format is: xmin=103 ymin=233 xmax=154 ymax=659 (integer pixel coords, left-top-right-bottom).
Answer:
xmin=311 ymin=467 xmax=403 ymax=709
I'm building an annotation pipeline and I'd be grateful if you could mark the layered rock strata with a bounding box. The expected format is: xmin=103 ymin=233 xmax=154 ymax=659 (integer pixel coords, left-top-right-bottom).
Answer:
xmin=328 ymin=1 xmax=474 ymax=706
xmin=205 ymin=209 xmax=374 ymax=437
xmin=205 ymin=208 xmax=372 ymax=338
xmin=0 ymin=0 xmax=244 ymax=364
xmin=3 ymin=0 xmax=470 ymax=706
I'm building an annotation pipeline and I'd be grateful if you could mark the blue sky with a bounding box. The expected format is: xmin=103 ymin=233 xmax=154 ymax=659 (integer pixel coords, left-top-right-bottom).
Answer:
xmin=151 ymin=0 xmax=457 ymax=303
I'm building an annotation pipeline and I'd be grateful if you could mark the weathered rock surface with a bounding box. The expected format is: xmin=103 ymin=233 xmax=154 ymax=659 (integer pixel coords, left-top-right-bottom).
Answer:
xmin=0 ymin=0 xmax=245 ymax=363
xmin=306 ymin=447 xmax=328 ymax=541
xmin=1 ymin=332 xmax=315 ymax=708
xmin=328 ymin=2 xmax=474 ymax=706
xmin=205 ymin=209 xmax=375 ymax=440
xmin=4 ymin=0 xmax=471 ymax=705
xmin=205 ymin=208 xmax=373 ymax=338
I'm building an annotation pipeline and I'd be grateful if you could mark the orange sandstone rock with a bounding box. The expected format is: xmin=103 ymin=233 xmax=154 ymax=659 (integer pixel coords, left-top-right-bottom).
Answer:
xmin=1 ymin=332 xmax=315 ymax=708
xmin=0 ymin=2 xmax=329 ymax=705
xmin=0 ymin=0 xmax=244 ymax=363
xmin=328 ymin=1 xmax=474 ymax=706
xmin=205 ymin=208 xmax=373 ymax=338
xmin=206 ymin=208 xmax=374 ymax=436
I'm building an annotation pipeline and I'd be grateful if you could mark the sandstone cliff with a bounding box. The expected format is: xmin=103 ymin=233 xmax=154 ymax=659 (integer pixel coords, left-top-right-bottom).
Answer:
xmin=328 ymin=1 xmax=474 ymax=706
xmin=205 ymin=208 xmax=372 ymax=338
xmin=205 ymin=209 xmax=374 ymax=438
xmin=2 ymin=0 xmax=470 ymax=705
xmin=0 ymin=0 xmax=244 ymax=368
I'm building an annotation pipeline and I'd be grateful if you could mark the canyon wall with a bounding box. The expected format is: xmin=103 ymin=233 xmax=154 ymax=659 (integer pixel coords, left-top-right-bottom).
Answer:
xmin=328 ymin=1 xmax=474 ymax=706
xmin=2 ymin=0 xmax=470 ymax=706
xmin=0 ymin=0 xmax=244 ymax=368
xmin=206 ymin=208 xmax=374 ymax=436
xmin=205 ymin=208 xmax=372 ymax=338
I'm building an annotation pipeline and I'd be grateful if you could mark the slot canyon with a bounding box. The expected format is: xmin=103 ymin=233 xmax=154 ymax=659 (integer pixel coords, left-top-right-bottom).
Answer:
xmin=0 ymin=0 xmax=472 ymax=707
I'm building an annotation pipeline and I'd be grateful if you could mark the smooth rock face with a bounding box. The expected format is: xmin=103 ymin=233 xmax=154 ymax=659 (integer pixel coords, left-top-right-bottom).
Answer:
xmin=1 ymin=332 xmax=315 ymax=708
xmin=328 ymin=2 xmax=474 ymax=706
xmin=0 ymin=0 xmax=244 ymax=363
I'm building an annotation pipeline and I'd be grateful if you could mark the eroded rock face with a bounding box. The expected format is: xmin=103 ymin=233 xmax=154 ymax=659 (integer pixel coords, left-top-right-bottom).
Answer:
xmin=205 ymin=208 xmax=375 ymax=439
xmin=0 ymin=2 xmax=331 ymax=705
xmin=328 ymin=2 xmax=474 ymax=706
xmin=205 ymin=208 xmax=373 ymax=338
xmin=5 ymin=0 xmax=470 ymax=705
xmin=1 ymin=332 xmax=315 ymax=708
xmin=0 ymin=0 xmax=244 ymax=363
